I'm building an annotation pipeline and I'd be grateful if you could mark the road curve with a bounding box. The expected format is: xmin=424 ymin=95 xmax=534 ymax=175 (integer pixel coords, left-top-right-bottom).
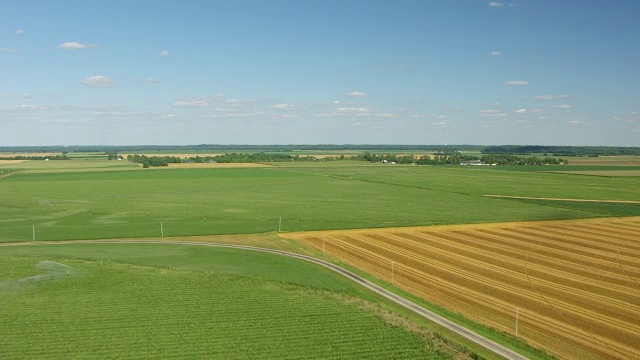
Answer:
xmin=2 ymin=239 xmax=528 ymax=360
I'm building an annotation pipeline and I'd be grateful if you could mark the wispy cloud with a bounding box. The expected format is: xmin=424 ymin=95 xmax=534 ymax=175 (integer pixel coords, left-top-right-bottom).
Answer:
xmin=82 ymin=76 xmax=113 ymax=88
xmin=317 ymin=107 xmax=395 ymax=118
xmin=159 ymin=50 xmax=170 ymax=57
xmin=534 ymin=94 xmax=569 ymax=101
xmin=224 ymin=99 xmax=254 ymax=108
xmin=504 ymin=80 xmax=528 ymax=86
xmin=0 ymin=48 xmax=17 ymax=53
xmin=490 ymin=51 xmax=501 ymax=57
xmin=15 ymin=29 xmax=24 ymax=35
xmin=514 ymin=108 xmax=543 ymax=114
xmin=145 ymin=77 xmax=161 ymax=83
xmin=60 ymin=42 xmax=94 ymax=50
xmin=479 ymin=109 xmax=507 ymax=117
xmin=488 ymin=1 xmax=504 ymax=7
xmin=271 ymin=103 xmax=294 ymax=110
xmin=347 ymin=91 xmax=367 ymax=98
xmin=172 ymin=94 xmax=251 ymax=108
xmin=551 ymin=104 xmax=573 ymax=109
xmin=173 ymin=97 xmax=217 ymax=108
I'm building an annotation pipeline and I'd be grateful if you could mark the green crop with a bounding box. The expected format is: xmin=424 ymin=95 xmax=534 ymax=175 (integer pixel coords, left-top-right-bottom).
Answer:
xmin=1 ymin=165 xmax=638 ymax=241
xmin=0 ymin=244 xmax=458 ymax=359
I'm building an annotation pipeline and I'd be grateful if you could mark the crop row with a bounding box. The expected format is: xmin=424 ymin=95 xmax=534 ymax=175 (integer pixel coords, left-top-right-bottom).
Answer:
xmin=0 ymin=257 xmax=436 ymax=359
xmin=290 ymin=217 xmax=640 ymax=360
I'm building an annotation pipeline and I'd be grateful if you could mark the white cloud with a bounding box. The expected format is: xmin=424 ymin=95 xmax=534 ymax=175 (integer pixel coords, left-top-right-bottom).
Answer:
xmin=172 ymin=94 xmax=226 ymax=108
xmin=434 ymin=121 xmax=448 ymax=127
xmin=337 ymin=107 xmax=373 ymax=113
xmin=18 ymin=93 xmax=32 ymax=99
xmin=173 ymin=98 xmax=213 ymax=108
xmin=490 ymin=51 xmax=501 ymax=57
xmin=317 ymin=107 xmax=396 ymax=118
xmin=0 ymin=48 xmax=17 ymax=53
xmin=159 ymin=50 xmax=170 ymax=57
xmin=534 ymin=94 xmax=569 ymax=101
xmin=271 ymin=103 xmax=294 ymax=110
xmin=60 ymin=42 xmax=92 ymax=50
xmin=0 ymin=93 xmax=7 ymax=98
xmin=569 ymin=120 xmax=582 ymax=125
xmin=504 ymin=80 xmax=528 ymax=86
xmin=436 ymin=115 xmax=449 ymax=120
xmin=82 ymin=75 xmax=113 ymax=88
xmin=332 ymin=100 xmax=341 ymax=105
xmin=145 ymin=77 xmax=161 ymax=83
xmin=479 ymin=109 xmax=507 ymax=117
xmin=551 ymin=104 xmax=573 ymax=109
xmin=489 ymin=1 xmax=504 ymax=6
xmin=15 ymin=29 xmax=24 ymax=35
xmin=347 ymin=91 xmax=367 ymax=98
xmin=514 ymin=108 xmax=543 ymax=114
xmin=224 ymin=99 xmax=254 ymax=108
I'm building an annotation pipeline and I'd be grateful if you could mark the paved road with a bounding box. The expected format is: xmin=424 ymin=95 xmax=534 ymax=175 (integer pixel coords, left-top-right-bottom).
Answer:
xmin=3 ymin=239 xmax=529 ymax=360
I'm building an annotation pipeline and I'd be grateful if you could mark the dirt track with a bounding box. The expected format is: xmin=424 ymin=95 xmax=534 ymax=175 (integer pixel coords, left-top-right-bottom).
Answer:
xmin=484 ymin=194 xmax=640 ymax=204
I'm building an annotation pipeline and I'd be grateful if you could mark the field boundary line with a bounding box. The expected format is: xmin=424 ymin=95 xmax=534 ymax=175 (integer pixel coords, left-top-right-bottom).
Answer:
xmin=0 ymin=239 xmax=530 ymax=360
xmin=483 ymin=195 xmax=640 ymax=204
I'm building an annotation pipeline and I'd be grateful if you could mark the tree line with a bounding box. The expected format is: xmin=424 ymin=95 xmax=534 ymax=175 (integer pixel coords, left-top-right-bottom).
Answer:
xmin=481 ymin=145 xmax=640 ymax=156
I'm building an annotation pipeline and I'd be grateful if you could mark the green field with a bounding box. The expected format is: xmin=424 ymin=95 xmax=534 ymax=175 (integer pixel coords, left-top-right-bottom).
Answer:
xmin=0 ymin=243 xmax=473 ymax=359
xmin=1 ymin=162 xmax=639 ymax=241
xmin=2 ymin=158 xmax=635 ymax=359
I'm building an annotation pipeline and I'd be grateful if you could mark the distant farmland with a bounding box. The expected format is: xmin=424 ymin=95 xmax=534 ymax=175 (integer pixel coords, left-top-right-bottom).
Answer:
xmin=289 ymin=217 xmax=640 ymax=360
xmin=1 ymin=164 xmax=639 ymax=242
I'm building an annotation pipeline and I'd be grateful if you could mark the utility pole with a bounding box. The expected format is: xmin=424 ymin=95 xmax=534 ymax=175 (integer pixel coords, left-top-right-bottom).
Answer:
xmin=323 ymin=236 xmax=326 ymax=255
xmin=391 ymin=262 xmax=395 ymax=285
xmin=32 ymin=225 xmax=36 ymax=241
xmin=516 ymin=307 xmax=519 ymax=338
xmin=278 ymin=217 xmax=282 ymax=233
xmin=160 ymin=222 xmax=164 ymax=238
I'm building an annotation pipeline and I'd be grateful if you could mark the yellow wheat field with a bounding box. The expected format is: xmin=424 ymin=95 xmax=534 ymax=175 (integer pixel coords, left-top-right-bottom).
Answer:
xmin=288 ymin=217 xmax=640 ymax=360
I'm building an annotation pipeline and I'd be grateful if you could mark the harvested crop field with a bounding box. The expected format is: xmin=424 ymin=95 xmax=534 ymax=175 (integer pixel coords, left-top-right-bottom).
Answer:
xmin=0 ymin=152 xmax=62 ymax=157
xmin=0 ymin=160 xmax=25 ymax=165
xmin=288 ymin=217 xmax=640 ymax=360
xmin=568 ymin=156 xmax=640 ymax=166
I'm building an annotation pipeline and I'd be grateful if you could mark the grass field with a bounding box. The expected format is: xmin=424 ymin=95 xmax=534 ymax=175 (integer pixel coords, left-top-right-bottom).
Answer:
xmin=289 ymin=216 xmax=640 ymax=360
xmin=0 ymin=243 xmax=479 ymax=359
xmin=3 ymin=164 xmax=639 ymax=241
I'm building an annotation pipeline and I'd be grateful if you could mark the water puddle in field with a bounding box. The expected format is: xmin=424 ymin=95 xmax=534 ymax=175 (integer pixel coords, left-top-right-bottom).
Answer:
xmin=0 ymin=261 xmax=78 ymax=290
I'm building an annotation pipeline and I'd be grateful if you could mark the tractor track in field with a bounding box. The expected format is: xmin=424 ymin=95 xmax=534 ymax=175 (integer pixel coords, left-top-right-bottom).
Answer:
xmin=0 ymin=239 xmax=529 ymax=360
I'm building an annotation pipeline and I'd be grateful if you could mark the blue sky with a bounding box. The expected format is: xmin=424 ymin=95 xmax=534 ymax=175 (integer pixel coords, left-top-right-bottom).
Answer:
xmin=1 ymin=0 xmax=639 ymax=146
